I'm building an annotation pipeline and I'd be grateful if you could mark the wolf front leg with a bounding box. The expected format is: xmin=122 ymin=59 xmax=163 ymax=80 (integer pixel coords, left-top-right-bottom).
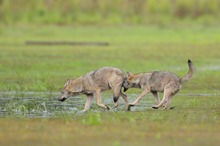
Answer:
xmin=127 ymin=88 xmax=150 ymax=111
xmin=95 ymin=89 xmax=110 ymax=110
xmin=82 ymin=94 xmax=94 ymax=112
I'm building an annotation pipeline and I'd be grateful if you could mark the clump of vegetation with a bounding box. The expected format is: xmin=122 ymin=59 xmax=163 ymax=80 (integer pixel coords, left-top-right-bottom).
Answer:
xmin=3 ymin=98 xmax=46 ymax=116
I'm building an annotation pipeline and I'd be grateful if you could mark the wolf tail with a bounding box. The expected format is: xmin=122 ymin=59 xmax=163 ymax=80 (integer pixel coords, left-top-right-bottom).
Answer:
xmin=180 ymin=59 xmax=195 ymax=83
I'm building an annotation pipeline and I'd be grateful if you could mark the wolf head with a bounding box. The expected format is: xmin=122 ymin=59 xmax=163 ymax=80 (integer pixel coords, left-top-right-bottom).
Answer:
xmin=122 ymin=72 xmax=141 ymax=92
xmin=58 ymin=78 xmax=83 ymax=102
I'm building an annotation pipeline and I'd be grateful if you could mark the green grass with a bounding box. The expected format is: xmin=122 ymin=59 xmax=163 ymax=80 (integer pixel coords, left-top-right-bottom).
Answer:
xmin=0 ymin=25 xmax=220 ymax=146
xmin=1 ymin=95 xmax=220 ymax=146
xmin=0 ymin=25 xmax=220 ymax=94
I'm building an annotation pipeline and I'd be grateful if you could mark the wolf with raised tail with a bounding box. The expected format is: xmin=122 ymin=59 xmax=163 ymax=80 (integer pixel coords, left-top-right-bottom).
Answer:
xmin=123 ymin=60 xmax=195 ymax=110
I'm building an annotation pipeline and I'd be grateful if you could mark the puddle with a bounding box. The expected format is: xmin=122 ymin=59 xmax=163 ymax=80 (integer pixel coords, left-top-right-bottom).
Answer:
xmin=0 ymin=92 xmax=218 ymax=118
xmin=0 ymin=92 xmax=153 ymax=117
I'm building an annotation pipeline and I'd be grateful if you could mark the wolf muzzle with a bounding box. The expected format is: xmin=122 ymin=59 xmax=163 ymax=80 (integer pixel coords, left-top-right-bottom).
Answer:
xmin=123 ymin=87 xmax=128 ymax=92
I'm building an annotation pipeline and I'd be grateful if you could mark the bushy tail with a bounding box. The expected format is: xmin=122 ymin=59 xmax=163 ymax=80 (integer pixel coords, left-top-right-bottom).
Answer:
xmin=180 ymin=59 xmax=195 ymax=83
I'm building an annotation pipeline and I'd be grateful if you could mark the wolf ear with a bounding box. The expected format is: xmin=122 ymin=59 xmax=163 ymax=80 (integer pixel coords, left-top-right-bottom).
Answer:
xmin=64 ymin=79 xmax=71 ymax=89
xmin=66 ymin=79 xmax=71 ymax=84
xmin=127 ymin=72 xmax=133 ymax=78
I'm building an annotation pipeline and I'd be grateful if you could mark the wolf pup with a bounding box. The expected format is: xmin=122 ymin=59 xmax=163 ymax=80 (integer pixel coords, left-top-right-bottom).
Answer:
xmin=58 ymin=67 xmax=128 ymax=112
xmin=124 ymin=60 xmax=195 ymax=110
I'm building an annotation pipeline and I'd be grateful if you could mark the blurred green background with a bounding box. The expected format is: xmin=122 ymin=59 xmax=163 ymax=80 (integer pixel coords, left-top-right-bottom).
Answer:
xmin=0 ymin=0 xmax=220 ymax=26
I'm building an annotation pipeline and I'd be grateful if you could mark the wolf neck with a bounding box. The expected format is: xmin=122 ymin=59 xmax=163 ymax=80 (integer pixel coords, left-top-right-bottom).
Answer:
xmin=72 ymin=77 xmax=84 ymax=93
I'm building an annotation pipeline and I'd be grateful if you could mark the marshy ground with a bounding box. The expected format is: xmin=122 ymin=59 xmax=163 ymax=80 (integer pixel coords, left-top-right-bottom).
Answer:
xmin=0 ymin=91 xmax=219 ymax=146
xmin=0 ymin=25 xmax=220 ymax=146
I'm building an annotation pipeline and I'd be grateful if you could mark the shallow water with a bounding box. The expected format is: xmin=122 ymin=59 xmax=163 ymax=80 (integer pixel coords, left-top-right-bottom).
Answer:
xmin=0 ymin=91 xmax=151 ymax=117
xmin=0 ymin=92 xmax=82 ymax=118
xmin=0 ymin=91 xmax=218 ymax=118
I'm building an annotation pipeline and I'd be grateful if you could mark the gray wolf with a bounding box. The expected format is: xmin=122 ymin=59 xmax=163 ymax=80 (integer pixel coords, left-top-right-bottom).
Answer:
xmin=58 ymin=67 xmax=128 ymax=112
xmin=123 ymin=60 xmax=195 ymax=110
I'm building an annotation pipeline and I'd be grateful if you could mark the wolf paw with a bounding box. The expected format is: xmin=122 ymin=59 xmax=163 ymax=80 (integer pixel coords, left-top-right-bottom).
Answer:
xmin=127 ymin=104 xmax=134 ymax=111
xmin=105 ymin=105 xmax=110 ymax=111
xmin=152 ymin=106 xmax=158 ymax=109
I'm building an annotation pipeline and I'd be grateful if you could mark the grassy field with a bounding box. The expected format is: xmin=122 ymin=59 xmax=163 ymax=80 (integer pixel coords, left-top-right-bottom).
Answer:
xmin=0 ymin=25 xmax=220 ymax=146
xmin=0 ymin=25 xmax=220 ymax=93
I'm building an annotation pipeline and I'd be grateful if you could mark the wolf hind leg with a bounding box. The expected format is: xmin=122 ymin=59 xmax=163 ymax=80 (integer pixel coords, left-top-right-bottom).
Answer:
xmin=162 ymin=89 xmax=179 ymax=110
xmin=112 ymin=83 xmax=123 ymax=108
xmin=95 ymin=89 xmax=110 ymax=110
xmin=152 ymin=88 xmax=179 ymax=110
xmin=152 ymin=89 xmax=170 ymax=109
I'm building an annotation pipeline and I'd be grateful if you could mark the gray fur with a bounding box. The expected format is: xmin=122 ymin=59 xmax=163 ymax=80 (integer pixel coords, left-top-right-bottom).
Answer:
xmin=125 ymin=60 xmax=195 ymax=110
xmin=58 ymin=67 xmax=128 ymax=112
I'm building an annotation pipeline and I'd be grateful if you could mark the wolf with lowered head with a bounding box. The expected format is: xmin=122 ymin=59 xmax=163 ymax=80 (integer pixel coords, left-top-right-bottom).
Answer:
xmin=58 ymin=67 xmax=128 ymax=112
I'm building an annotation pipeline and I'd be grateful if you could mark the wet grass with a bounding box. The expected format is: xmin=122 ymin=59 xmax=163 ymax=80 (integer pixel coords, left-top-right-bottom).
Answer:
xmin=0 ymin=95 xmax=220 ymax=146
xmin=0 ymin=25 xmax=220 ymax=146
xmin=0 ymin=92 xmax=219 ymax=146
